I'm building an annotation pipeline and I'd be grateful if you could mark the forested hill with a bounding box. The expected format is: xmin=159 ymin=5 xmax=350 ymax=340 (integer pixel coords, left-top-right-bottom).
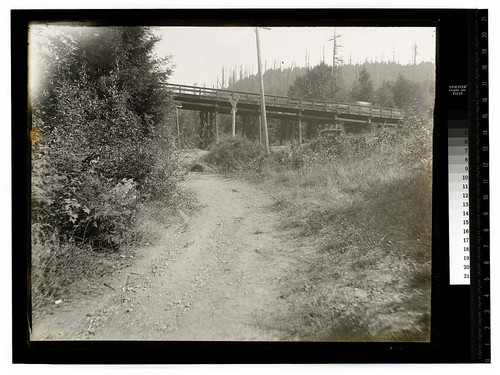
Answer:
xmin=228 ymin=62 xmax=435 ymax=97
xmin=229 ymin=67 xmax=305 ymax=96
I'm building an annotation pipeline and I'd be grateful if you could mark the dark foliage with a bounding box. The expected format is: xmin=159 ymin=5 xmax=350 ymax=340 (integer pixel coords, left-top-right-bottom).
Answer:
xmin=288 ymin=62 xmax=347 ymax=102
xmin=391 ymin=73 xmax=425 ymax=111
xmin=350 ymin=67 xmax=374 ymax=102
xmin=206 ymin=136 xmax=265 ymax=171
xmin=31 ymin=26 xmax=179 ymax=251
xmin=227 ymin=62 xmax=435 ymax=105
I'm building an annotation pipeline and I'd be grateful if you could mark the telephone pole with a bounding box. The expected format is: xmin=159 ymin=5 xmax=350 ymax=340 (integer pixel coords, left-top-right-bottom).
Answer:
xmin=254 ymin=27 xmax=270 ymax=155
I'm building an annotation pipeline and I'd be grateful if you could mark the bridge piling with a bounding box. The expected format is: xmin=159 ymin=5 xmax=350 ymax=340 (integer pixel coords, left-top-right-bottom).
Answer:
xmin=255 ymin=116 xmax=259 ymax=141
xmin=175 ymin=104 xmax=181 ymax=148
xmin=298 ymin=111 xmax=303 ymax=144
xmin=229 ymin=95 xmax=239 ymax=137
xmin=232 ymin=108 xmax=236 ymax=137
xmin=198 ymin=111 xmax=217 ymax=149
xmin=259 ymin=115 xmax=262 ymax=144
xmin=199 ymin=111 xmax=205 ymax=149
xmin=214 ymin=106 xmax=219 ymax=142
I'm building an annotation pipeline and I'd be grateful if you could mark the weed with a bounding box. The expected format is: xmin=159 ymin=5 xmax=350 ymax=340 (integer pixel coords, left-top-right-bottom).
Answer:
xmin=211 ymin=116 xmax=433 ymax=342
xmin=206 ymin=135 xmax=265 ymax=172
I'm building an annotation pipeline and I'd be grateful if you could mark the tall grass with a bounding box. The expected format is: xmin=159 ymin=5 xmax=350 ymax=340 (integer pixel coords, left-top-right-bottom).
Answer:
xmin=270 ymin=121 xmax=432 ymax=341
xmin=209 ymin=116 xmax=433 ymax=341
xmin=270 ymin=161 xmax=432 ymax=341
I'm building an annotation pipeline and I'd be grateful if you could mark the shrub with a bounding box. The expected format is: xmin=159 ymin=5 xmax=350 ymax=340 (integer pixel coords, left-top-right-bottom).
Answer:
xmin=31 ymin=26 xmax=180 ymax=249
xmin=30 ymin=26 xmax=182 ymax=309
xmin=206 ymin=135 xmax=265 ymax=171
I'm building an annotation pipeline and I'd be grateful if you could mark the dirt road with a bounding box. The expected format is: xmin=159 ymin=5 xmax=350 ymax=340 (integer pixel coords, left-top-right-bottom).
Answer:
xmin=32 ymin=165 xmax=298 ymax=341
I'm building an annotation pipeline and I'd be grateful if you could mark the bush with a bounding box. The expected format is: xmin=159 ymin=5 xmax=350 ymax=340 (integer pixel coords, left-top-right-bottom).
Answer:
xmin=31 ymin=26 xmax=180 ymax=248
xmin=30 ymin=26 xmax=182 ymax=310
xmin=206 ymin=135 xmax=265 ymax=171
xmin=32 ymin=74 xmax=180 ymax=250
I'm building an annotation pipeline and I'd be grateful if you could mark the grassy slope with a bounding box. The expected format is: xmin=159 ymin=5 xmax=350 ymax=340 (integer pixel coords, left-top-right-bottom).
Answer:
xmin=209 ymin=124 xmax=433 ymax=341
xmin=267 ymin=137 xmax=432 ymax=341
xmin=267 ymin=156 xmax=432 ymax=341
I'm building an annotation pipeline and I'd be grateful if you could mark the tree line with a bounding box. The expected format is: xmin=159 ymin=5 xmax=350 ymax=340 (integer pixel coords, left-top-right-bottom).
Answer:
xmin=228 ymin=61 xmax=435 ymax=111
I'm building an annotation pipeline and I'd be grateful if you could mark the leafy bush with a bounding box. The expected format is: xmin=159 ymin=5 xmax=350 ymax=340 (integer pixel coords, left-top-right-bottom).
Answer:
xmin=30 ymin=26 xmax=182 ymax=309
xmin=206 ymin=135 xmax=265 ymax=171
xmin=31 ymin=26 xmax=180 ymax=245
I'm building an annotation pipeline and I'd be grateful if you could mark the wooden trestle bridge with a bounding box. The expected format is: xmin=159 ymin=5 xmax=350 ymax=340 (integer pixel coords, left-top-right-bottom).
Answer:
xmin=165 ymin=83 xmax=404 ymax=148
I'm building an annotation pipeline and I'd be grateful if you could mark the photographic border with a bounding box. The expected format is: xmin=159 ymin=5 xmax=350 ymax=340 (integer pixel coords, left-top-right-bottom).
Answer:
xmin=12 ymin=8 xmax=486 ymax=363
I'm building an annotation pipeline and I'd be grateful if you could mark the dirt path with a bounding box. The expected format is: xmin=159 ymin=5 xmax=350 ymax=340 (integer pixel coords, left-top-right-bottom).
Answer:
xmin=32 ymin=166 xmax=298 ymax=341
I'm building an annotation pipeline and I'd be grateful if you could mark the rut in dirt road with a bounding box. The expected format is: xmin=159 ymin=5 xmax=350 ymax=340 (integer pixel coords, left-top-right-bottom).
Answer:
xmin=33 ymin=171 xmax=299 ymax=341
xmin=97 ymin=173 xmax=297 ymax=340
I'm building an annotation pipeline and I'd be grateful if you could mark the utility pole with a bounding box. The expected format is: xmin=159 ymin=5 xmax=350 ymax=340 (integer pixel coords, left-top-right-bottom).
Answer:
xmin=254 ymin=27 xmax=270 ymax=155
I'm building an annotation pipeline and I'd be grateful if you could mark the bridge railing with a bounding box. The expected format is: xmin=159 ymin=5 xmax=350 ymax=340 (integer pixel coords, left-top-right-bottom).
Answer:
xmin=163 ymin=83 xmax=404 ymax=119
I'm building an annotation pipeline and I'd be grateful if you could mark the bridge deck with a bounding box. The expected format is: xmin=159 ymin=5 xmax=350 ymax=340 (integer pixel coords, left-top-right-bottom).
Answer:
xmin=164 ymin=83 xmax=404 ymax=125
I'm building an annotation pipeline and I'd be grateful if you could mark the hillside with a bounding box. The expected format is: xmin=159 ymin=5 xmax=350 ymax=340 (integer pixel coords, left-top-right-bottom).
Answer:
xmin=228 ymin=61 xmax=435 ymax=98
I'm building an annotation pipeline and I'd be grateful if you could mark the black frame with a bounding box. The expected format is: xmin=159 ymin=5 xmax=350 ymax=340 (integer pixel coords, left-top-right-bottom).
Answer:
xmin=12 ymin=8 xmax=488 ymax=364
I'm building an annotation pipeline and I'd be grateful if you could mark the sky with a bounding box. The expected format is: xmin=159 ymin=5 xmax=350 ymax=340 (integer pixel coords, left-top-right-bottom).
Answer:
xmin=155 ymin=26 xmax=436 ymax=87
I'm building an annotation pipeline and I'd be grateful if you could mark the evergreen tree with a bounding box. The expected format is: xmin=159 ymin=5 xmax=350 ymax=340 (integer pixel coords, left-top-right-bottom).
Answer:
xmin=37 ymin=27 xmax=172 ymax=133
xmin=288 ymin=62 xmax=346 ymax=102
xmin=391 ymin=73 xmax=424 ymax=110
xmin=32 ymin=26 xmax=178 ymax=249
xmin=375 ymin=80 xmax=395 ymax=107
xmin=350 ymin=67 xmax=374 ymax=102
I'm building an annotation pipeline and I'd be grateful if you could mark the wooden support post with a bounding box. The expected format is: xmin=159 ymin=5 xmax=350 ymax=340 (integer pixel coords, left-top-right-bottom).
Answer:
xmin=229 ymin=95 xmax=239 ymax=137
xmin=288 ymin=121 xmax=292 ymax=144
xmin=259 ymin=114 xmax=262 ymax=144
xmin=214 ymin=106 xmax=219 ymax=142
xmin=199 ymin=111 xmax=204 ymax=149
xmin=199 ymin=111 xmax=204 ymax=138
xmin=175 ymin=105 xmax=181 ymax=148
xmin=298 ymin=112 xmax=302 ymax=144
xmin=279 ymin=122 xmax=284 ymax=146
xmin=209 ymin=112 xmax=214 ymax=143
xmin=248 ymin=116 xmax=252 ymax=140
xmin=252 ymin=116 xmax=258 ymax=141
xmin=231 ymin=108 xmax=236 ymax=137
xmin=367 ymin=117 xmax=374 ymax=132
